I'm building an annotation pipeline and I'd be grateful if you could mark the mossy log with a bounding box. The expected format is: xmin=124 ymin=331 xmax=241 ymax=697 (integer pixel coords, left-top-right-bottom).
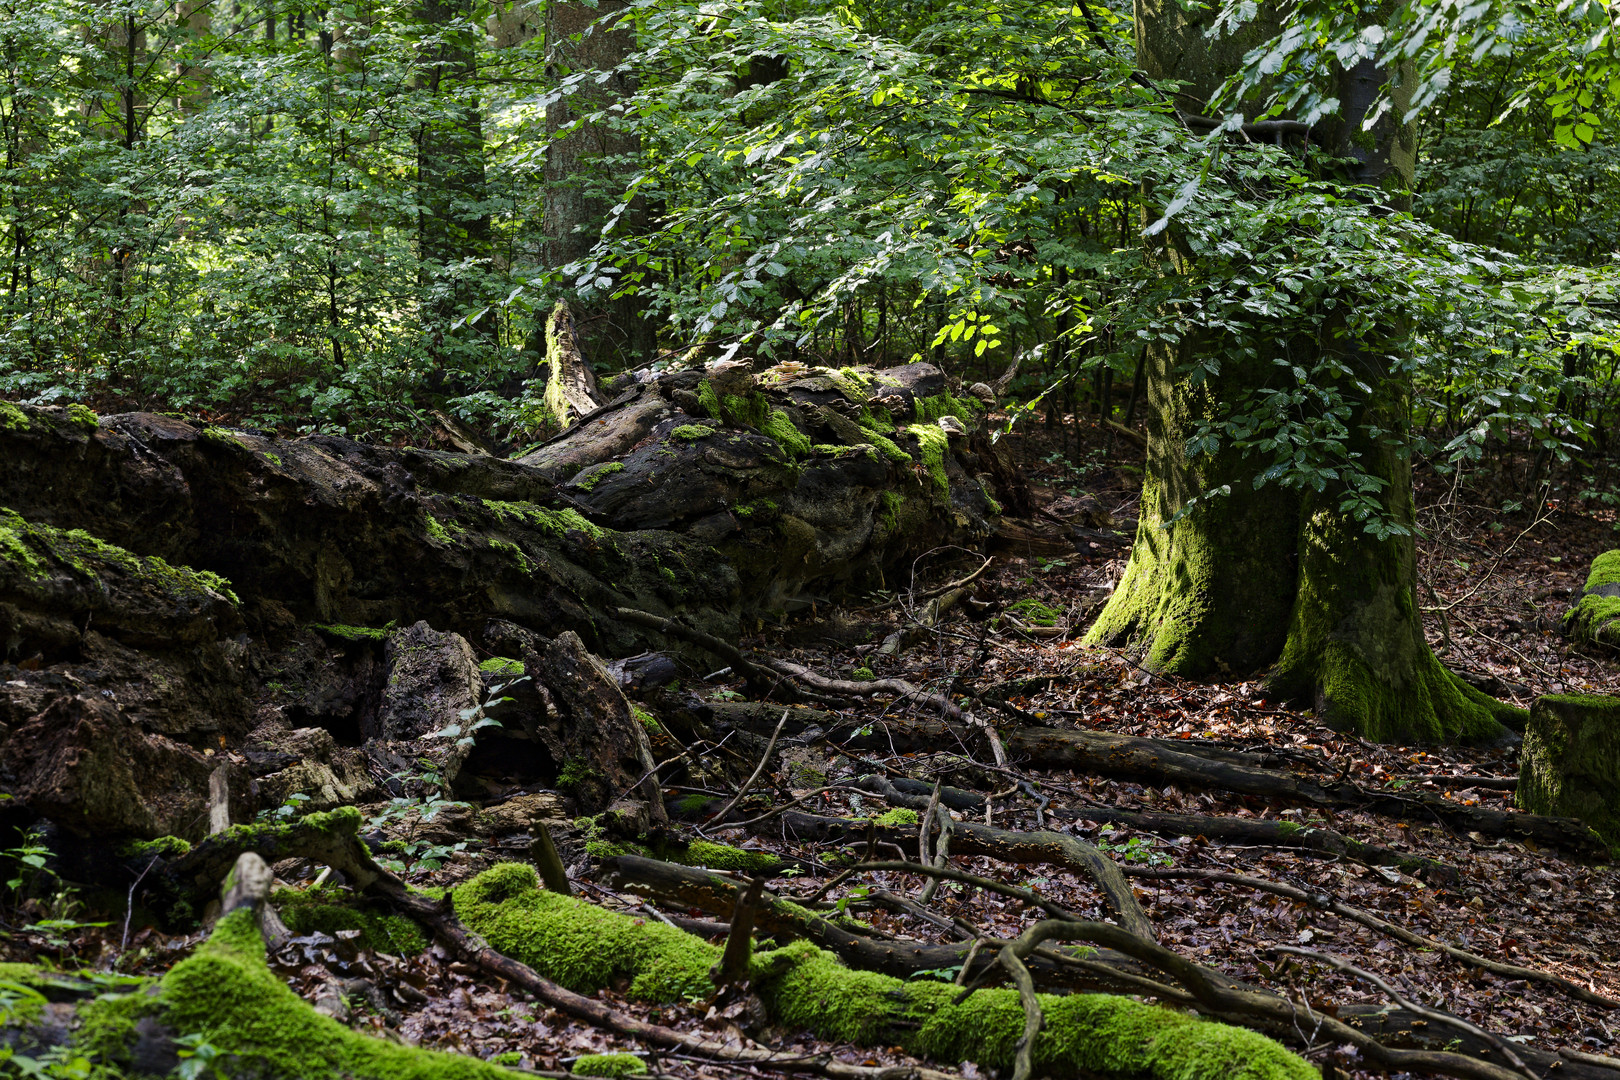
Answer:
xmin=454 ymin=862 xmax=1317 ymax=1080
xmin=1563 ymin=551 xmax=1620 ymax=648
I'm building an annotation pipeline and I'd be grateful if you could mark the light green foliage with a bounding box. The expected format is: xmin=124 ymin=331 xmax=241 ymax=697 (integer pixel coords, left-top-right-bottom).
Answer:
xmin=871 ymin=808 xmax=917 ymax=827
xmin=273 ymin=888 xmax=428 ymax=954
xmin=573 ymin=461 xmax=625 ymax=491
xmin=1563 ymin=551 xmax=1620 ymax=647
xmin=0 ymin=508 xmax=47 ymax=581
xmin=696 ymin=379 xmax=722 ymax=419
xmin=672 ymin=424 xmax=716 ymax=441
xmin=573 ymin=1054 xmax=648 ymax=1077
xmin=158 ymin=909 xmax=515 ymax=1079
xmin=454 ymin=865 xmax=1316 ymax=1080
xmin=480 ymin=657 xmax=525 ymax=676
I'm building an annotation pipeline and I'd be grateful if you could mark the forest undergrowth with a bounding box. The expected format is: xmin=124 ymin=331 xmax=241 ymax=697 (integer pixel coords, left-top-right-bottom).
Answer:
xmin=4 ymin=418 xmax=1618 ymax=1080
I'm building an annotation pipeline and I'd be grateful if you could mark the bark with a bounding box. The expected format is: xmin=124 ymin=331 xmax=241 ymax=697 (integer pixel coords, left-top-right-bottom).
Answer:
xmin=1086 ymin=1 xmax=1521 ymax=745
xmin=542 ymin=0 xmax=651 ymax=368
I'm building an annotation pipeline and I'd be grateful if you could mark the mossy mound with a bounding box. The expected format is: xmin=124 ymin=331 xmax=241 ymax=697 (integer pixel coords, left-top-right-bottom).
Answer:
xmin=147 ymin=908 xmax=515 ymax=1079
xmin=1518 ymin=694 xmax=1620 ymax=851
xmin=454 ymin=864 xmax=1316 ymax=1080
xmin=1564 ymin=551 xmax=1620 ymax=648
xmin=274 ymin=888 xmax=429 ymax=954
xmin=572 ymin=1053 xmax=649 ymax=1077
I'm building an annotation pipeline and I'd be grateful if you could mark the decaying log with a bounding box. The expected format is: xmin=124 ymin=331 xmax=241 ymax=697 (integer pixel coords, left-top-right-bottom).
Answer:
xmin=0 ymin=361 xmax=1016 ymax=836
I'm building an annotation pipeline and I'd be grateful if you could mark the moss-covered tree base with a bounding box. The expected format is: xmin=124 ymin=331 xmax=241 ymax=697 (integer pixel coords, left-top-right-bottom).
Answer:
xmin=454 ymin=863 xmax=1317 ymax=1080
xmin=1563 ymin=551 xmax=1620 ymax=648
xmin=1266 ymin=506 xmax=1524 ymax=745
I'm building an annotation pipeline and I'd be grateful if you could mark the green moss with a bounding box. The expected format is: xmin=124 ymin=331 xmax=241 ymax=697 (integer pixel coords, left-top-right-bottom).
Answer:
xmin=682 ymin=840 xmax=783 ymax=874
xmin=201 ymin=425 xmax=247 ymax=450
xmin=573 ymin=1053 xmax=648 ymax=1077
xmin=912 ymin=390 xmax=978 ymax=425
xmin=310 ymin=622 xmax=391 ymax=642
xmin=0 ymin=400 xmax=29 ymax=431
xmin=852 ymin=666 xmax=876 ymax=681
xmin=1517 ymin=694 xmax=1620 ymax=850
xmin=485 ymin=501 xmax=606 ymax=541
xmin=856 ymin=410 xmax=912 ymax=463
xmin=65 ymin=402 xmax=99 ymax=430
xmin=631 ymin=705 xmax=663 ymax=733
xmin=453 ymin=863 xmax=718 ymax=1001
xmin=762 ymin=408 xmax=812 ymax=457
xmin=273 ymin=889 xmax=428 ymax=955
xmin=672 ymin=424 xmax=716 ymax=441
xmin=424 ymin=514 xmax=454 ymax=546
xmin=490 ymin=538 xmax=535 ymax=573
xmin=455 ymin=865 xmax=1316 ymax=1080
xmin=872 ymin=808 xmax=918 ymax=827
xmin=0 ymin=508 xmax=48 ymax=581
xmin=696 ymin=379 xmax=722 ymax=419
xmin=493 ymin=1051 xmax=523 ymax=1066
xmin=119 ymin=836 xmax=193 ymax=860
xmin=74 ymin=984 xmax=161 ymax=1066
xmin=1010 ymin=598 xmax=1063 ymax=627
xmin=480 ymin=657 xmax=525 ymax=676
xmin=0 ymin=506 xmax=238 ymax=603
xmin=1564 ymin=550 xmax=1620 ymax=647
xmin=906 ymin=424 xmax=951 ymax=500
xmin=574 ymin=461 xmax=625 ymax=491
xmin=159 ymin=908 xmax=514 ymax=1079
xmin=263 ymin=451 xmax=283 ymax=467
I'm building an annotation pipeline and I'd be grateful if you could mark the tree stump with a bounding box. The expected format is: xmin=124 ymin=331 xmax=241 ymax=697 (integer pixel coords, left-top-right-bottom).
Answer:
xmin=1517 ymin=694 xmax=1620 ymax=850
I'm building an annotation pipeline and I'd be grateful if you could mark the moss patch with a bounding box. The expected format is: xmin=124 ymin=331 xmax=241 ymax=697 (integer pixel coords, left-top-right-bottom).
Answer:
xmin=672 ymin=424 xmax=716 ymax=441
xmin=905 ymin=424 xmax=951 ymax=500
xmin=573 ymin=461 xmax=625 ymax=491
xmin=480 ymin=656 xmax=525 ymax=676
xmin=310 ymin=622 xmax=392 ymax=642
xmin=485 ymin=501 xmax=606 ymax=541
xmin=158 ymin=908 xmax=514 ymax=1079
xmin=274 ymin=889 xmax=428 ymax=955
xmin=454 ymin=864 xmax=1316 ymax=1080
xmin=119 ymin=836 xmax=193 ymax=860
xmin=1564 ymin=550 xmax=1620 ymax=648
xmin=0 ymin=506 xmax=238 ymax=603
xmin=0 ymin=401 xmax=29 ymax=431
xmin=1010 ymin=598 xmax=1063 ymax=627
xmin=573 ymin=1054 xmax=648 ymax=1077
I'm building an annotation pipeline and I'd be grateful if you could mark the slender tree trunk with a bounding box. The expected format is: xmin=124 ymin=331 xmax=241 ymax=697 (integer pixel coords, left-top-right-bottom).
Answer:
xmin=1087 ymin=0 xmax=1521 ymax=744
xmin=542 ymin=0 xmax=651 ymax=370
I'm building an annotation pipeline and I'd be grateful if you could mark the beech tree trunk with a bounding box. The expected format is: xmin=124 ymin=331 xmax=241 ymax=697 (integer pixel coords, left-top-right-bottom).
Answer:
xmin=1086 ymin=0 xmax=1522 ymax=745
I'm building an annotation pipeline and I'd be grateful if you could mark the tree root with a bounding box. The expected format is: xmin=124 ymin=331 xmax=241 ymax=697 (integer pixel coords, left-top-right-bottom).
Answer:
xmin=851 ymin=774 xmax=1460 ymax=881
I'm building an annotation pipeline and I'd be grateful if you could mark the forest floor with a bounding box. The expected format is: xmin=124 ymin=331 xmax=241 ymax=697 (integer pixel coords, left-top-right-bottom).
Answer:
xmin=7 ymin=418 xmax=1619 ymax=1080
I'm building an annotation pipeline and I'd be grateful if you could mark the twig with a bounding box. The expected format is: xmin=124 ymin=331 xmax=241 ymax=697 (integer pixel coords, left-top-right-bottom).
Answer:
xmin=712 ymin=877 xmax=764 ymax=988
xmin=118 ymin=856 xmax=161 ymax=957
xmin=700 ymin=711 xmax=787 ymax=834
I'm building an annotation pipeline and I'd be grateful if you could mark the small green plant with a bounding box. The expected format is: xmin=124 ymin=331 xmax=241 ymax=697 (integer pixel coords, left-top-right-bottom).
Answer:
xmin=3 ymin=828 xmax=53 ymax=894
xmin=174 ymin=1033 xmax=232 ymax=1080
xmin=710 ymin=688 xmax=743 ymax=702
xmin=851 ymin=666 xmax=876 ymax=681
xmin=1095 ymin=826 xmax=1173 ymax=867
xmin=258 ymin=792 xmax=312 ymax=822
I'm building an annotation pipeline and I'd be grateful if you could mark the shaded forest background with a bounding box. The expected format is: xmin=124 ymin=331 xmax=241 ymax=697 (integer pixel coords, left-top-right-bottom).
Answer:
xmin=0 ymin=0 xmax=1616 ymax=502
